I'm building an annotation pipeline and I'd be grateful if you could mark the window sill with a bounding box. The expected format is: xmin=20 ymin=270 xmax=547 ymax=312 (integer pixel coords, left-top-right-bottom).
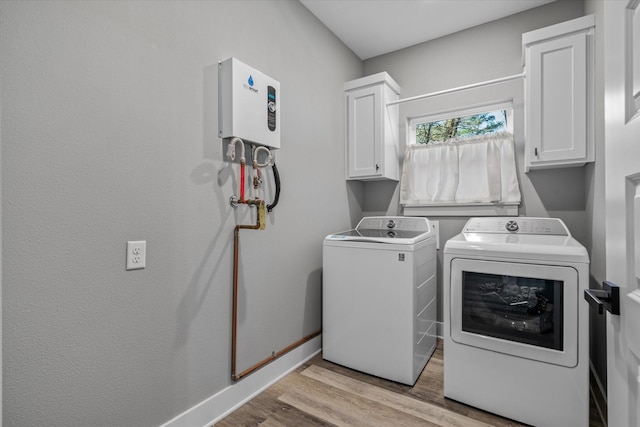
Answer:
xmin=402 ymin=203 xmax=519 ymax=217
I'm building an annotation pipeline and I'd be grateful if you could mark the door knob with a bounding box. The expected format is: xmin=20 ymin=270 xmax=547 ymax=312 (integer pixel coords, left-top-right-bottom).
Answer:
xmin=584 ymin=281 xmax=620 ymax=315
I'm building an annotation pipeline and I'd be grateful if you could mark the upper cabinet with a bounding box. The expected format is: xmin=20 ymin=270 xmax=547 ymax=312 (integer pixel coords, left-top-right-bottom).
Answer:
xmin=523 ymin=15 xmax=595 ymax=172
xmin=344 ymin=72 xmax=401 ymax=181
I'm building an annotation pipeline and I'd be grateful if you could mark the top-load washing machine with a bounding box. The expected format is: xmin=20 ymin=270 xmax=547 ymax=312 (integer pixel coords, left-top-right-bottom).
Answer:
xmin=323 ymin=216 xmax=437 ymax=385
xmin=443 ymin=217 xmax=589 ymax=427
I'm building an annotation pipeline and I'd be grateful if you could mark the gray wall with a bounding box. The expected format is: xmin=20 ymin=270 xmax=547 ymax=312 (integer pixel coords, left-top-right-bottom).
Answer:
xmin=361 ymin=0 xmax=609 ymax=398
xmin=1 ymin=0 xmax=608 ymax=425
xmin=362 ymin=0 xmax=586 ymax=326
xmin=0 ymin=1 xmax=362 ymax=425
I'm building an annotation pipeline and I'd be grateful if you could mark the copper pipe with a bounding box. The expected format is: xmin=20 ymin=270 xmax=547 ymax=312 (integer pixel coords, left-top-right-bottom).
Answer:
xmin=230 ymin=202 xmax=321 ymax=381
xmin=231 ymin=214 xmax=261 ymax=382
xmin=233 ymin=330 xmax=322 ymax=381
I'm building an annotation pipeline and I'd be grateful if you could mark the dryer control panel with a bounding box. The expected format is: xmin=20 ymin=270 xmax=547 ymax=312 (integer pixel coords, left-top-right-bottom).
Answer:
xmin=463 ymin=217 xmax=569 ymax=236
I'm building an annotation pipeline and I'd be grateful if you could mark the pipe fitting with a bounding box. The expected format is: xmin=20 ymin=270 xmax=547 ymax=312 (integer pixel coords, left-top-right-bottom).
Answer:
xmin=252 ymin=145 xmax=272 ymax=168
xmin=227 ymin=137 xmax=246 ymax=162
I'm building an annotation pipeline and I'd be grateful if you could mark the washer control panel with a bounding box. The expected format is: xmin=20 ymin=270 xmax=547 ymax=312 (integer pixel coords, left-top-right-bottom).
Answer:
xmin=356 ymin=216 xmax=429 ymax=232
xmin=463 ymin=217 xmax=569 ymax=236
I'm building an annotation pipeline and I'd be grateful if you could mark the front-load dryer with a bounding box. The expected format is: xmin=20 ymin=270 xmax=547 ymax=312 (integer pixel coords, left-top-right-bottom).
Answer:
xmin=443 ymin=217 xmax=589 ymax=427
xmin=323 ymin=216 xmax=437 ymax=385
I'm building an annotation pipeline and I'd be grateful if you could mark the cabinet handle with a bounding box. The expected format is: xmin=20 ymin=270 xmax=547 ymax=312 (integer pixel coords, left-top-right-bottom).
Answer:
xmin=534 ymin=147 xmax=538 ymax=157
xmin=375 ymin=164 xmax=380 ymax=171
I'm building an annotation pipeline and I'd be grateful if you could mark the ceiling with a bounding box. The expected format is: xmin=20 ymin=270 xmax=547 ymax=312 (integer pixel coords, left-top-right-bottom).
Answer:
xmin=300 ymin=0 xmax=556 ymax=60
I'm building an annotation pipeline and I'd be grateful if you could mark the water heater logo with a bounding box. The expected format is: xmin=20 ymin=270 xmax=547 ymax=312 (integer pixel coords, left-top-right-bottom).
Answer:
xmin=243 ymin=75 xmax=259 ymax=94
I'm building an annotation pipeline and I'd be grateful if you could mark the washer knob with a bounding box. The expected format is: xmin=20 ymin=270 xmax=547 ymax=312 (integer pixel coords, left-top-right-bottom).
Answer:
xmin=505 ymin=220 xmax=519 ymax=232
xmin=386 ymin=219 xmax=396 ymax=229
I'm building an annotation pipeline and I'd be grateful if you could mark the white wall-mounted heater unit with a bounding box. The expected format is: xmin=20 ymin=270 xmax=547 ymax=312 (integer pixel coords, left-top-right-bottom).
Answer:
xmin=218 ymin=57 xmax=280 ymax=149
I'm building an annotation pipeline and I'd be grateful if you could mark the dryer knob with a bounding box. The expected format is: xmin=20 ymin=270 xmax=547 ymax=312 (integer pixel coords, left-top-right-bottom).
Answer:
xmin=505 ymin=220 xmax=519 ymax=232
xmin=386 ymin=220 xmax=396 ymax=229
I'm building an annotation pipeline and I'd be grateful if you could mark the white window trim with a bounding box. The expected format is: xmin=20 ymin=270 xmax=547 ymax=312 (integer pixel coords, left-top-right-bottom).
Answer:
xmin=404 ymin=203 xmax=519 ymax=217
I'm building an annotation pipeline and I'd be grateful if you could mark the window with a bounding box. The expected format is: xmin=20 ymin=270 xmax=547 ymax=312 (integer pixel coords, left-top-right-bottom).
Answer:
xmin=399 ymin=78 xmax=523 ymax=216
xmin=409 ymin=102 xmax=513 ymax=145
xmin=401 ymin=102 xmax=520 ymax=216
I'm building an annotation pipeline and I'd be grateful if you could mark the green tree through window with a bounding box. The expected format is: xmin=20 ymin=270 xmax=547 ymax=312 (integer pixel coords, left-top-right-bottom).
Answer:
xmin=415 ymin=110 xmax=507 ymax=144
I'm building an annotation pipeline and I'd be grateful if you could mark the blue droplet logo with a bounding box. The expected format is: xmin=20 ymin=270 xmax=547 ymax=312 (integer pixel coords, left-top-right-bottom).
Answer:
xmin=248 ymin=75 xmax=254 ymax=86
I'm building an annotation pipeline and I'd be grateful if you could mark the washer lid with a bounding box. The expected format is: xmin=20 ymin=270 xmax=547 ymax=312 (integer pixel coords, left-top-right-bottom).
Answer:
xmin=325 ymin=216 xmax=434 ymax=245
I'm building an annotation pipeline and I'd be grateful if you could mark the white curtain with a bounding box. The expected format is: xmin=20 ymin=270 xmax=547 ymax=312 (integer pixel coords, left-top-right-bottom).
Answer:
xmin=400 ymin=132 xmax=521 ymax=205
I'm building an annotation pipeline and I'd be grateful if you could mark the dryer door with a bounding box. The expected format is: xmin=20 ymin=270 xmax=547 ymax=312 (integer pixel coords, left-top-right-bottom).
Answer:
xmin=450 ymin=258 xmax=578 ymax=367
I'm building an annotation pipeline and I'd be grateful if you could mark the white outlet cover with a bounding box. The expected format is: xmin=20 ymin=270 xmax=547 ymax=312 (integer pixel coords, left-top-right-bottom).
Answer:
xmin=126 ymin=240 xmax=146 ymax=270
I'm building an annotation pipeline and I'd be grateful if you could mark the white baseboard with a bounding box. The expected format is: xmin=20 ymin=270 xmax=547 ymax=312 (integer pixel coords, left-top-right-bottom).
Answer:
xmin=159 ymin=335 xmax=322 ymax=427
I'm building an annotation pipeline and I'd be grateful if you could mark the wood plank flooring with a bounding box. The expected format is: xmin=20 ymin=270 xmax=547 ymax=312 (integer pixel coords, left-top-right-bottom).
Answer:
xmin=216 ymin=340 xmax=605 ymax=426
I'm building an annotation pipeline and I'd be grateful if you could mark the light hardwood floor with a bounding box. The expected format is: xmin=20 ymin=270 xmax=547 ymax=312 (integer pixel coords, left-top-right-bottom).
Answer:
xmin=216 ymin=340 xmax=604 ymax=426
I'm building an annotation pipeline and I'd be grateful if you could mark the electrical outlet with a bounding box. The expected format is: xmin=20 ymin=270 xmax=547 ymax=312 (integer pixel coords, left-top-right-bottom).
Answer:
xmin=126 ymin=240 xmax=146 ymax=270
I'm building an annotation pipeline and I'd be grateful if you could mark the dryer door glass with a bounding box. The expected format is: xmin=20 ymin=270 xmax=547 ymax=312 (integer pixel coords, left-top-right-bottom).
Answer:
xmin=450 ymin=259 xmax=578 ymax=367
xmin=461 ymin=272 xmax=563 ymax=351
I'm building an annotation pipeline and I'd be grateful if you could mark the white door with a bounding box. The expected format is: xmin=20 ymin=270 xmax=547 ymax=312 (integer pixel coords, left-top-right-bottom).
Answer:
xmin=604 ymin=2 xmax=640 ymax=426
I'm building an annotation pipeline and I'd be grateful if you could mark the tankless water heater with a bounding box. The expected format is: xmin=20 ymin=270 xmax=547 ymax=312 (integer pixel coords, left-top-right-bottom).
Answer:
xmin=218 ymin=57 xmax=280 ymax=149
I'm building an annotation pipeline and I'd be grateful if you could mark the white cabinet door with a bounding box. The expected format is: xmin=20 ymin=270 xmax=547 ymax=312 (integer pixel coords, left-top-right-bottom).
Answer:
xmin=344 ymin=72 xmax=400 ymax=181
xmin=523 ymin=16 xmax=594 ymax=172
xmin=346 ymin=84 xmax=383 ymax=179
